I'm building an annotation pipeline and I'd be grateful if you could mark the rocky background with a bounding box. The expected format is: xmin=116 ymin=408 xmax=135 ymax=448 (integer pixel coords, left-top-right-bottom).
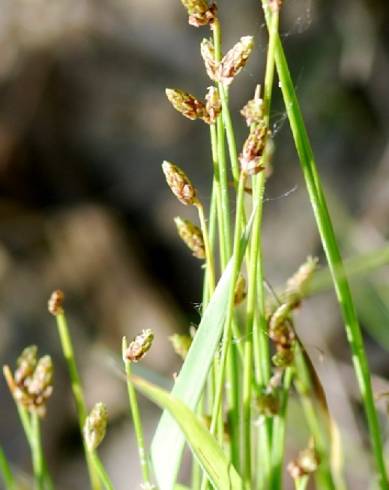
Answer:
xmin=0 ymin=0 xmax=388 ymax=488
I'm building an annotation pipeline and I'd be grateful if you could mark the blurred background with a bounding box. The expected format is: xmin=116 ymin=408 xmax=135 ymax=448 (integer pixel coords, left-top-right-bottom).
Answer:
xmin=0 ymin=0 xmax=388 ymax=488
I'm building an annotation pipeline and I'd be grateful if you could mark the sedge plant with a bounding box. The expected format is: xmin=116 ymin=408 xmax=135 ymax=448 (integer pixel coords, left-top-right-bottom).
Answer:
xmin=1 ymin=1 xmax=389 ymax=489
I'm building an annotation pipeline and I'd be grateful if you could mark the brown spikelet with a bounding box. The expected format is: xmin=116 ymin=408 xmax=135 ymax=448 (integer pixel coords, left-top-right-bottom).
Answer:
xmin=126 ymin=329 xmax=154 ymax=363
xmin=162 ymin=161 xmax=199 ymax=206
xmin=48 ymin=289 xmax=64 ymax=316
xmin=174 ymin=217 xmax=205 ymax=259
xmin=166 ymin=88 xmax=208 ymax=122
xmin=218 ymin=36 xmax=254 ymax=86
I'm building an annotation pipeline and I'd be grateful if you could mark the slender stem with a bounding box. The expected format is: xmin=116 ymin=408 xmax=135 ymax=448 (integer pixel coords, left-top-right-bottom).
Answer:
xmin=210 ymin=173 xmax=247 ymax=434
xmin=31 ymin=413 xmax=44 ymax=490
xmin=122 ymin=338 xmax=151 ymax=486
xmin=196 ymin=202 xmax=216 ymax=294
xmin=89 ymin=452 xmax=115 ymax=490
xmin=271 ymin=368 xmax=294 ymax=490
xmin=0 ymin=447 xmax=15 ymax=490
xmin=243 ymin=6 xmax=280 ymax=486
xmin=261 ymin=5 xmax=389 ymax=487
xmin=295 ymin=476 xmax=309 ymax=490
xmin=54 ymin=312 xmax=101 ymax=490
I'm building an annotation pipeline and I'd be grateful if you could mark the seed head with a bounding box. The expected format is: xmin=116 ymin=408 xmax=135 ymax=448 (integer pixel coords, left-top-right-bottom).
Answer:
xmin=15 ymin=345 xmax=38 ymax=384
xmin=287 ymin=445 xmax=320 ymax=480
xmin=169 ymin=333 xmax=192 ymax=360
xmin=162 ymin=161 xmax=198 ymax=206
xmin=239 ymin=124 xmax=268 ymax=175
xmin=3 ymin=347 xmax=54 ymax=417
xmin=126 ymin=329 xmax=154 ymax=363
xmin=205 ymin=86 xmax=221 ymax=124
xmin=241 ymin=85 xmax=264 ymax=127
xmin=165 ymin=88 xmax=208 ymax=123
xmin=48 ymin=289 xmax=64 ymax=316
xmin=269 ymin=322 xmax=295 ymax=349
xmin=272 ymin=348 xmax=294 ymax=368
xmin=180 ymin=0 xmax=217 ymax=27
xmin=83 ymin=402 xmax=108 ymax=451
xmin=285 ymin=256 xmax=318 ymax=305
xmin=256 ymin=390 xmax=280 ymax=417
xmin=218 ymin=36 xmax=254 ymax=86
xmin=200 ymin=38 xmax=219 ymax=82
xmin=174 ymin=217 xmax=205 ymax=259
xmin=269 ymin=303 xmax=291 ymax=331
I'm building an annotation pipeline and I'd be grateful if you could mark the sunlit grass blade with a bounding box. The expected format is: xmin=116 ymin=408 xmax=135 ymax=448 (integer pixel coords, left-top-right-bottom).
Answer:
xmin=150 ymin=211 xmax=255 ymax=490
xmin=133 ymin=376 xmax=246 ymax=490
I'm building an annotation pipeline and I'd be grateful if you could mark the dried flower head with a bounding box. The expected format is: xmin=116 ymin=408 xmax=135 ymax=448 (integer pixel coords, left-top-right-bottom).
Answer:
xmin=174 ymin=217 xmax=205 ymax=259
xmin=3 ymin=346 xmax=54 ymax=417
xmin=241 ymin=85 xmax=264 ymax=126
xmin=256 ymin=390 xmax=280 ymax=417
xmin=48 ymin=289 xmax=64 ymax=316
xmin=272 ymin=348 xmax=294 ymax=368
xmin=200 ymin=38 xmax=219 ymax=82
xmin=234 ymin=274 xmax=247 ymax=305
xmin=180 ymin=0 xmax=217 ymax=27
xmin=165 ymin=88 xmax=209 ymax=123
xmin=285 ymin=256 xmax=318 ymax=306
xmin=14 ymin=345 xmax=38 ymax=385
xmin=205 ymin=86 xmax=221 ymax=124
xmin=162 ymin=161 xmax=199 ymax=206
xmin=126 ymin=329 xmax=154 ymax=363
xmin=169 ymin=333 xmax=192 ymax=360
xmin=239 ymin=124 xmax=268 ymax=175
xmin=218 ymin=36 xmax=254 ymax=86
xmin=83 ymin=402 xmax=108 ymax=451
xmin=269 ymin=0 xmax=283 ymax=13
xmin=287 ymin=445 xmax=320 ymax=480
xmin=269 ymin=322 xmax=295 ymax=349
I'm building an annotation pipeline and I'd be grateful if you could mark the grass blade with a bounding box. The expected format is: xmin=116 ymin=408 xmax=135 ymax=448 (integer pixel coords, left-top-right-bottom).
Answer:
xmin=133 ymin=376 xmax=245 ymax=490
xmin=150 ymin=211 xmax=255 ymax=490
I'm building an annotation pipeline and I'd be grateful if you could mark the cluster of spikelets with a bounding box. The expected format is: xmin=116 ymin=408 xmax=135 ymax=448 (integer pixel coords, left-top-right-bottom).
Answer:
xmin=2 ymin=289 xmax=156 ymax=490
xmin=160 ymin=0 xmax=324 ymax=486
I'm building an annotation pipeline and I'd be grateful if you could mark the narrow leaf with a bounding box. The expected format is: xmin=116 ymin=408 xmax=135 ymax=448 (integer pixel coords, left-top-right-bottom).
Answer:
xmin=133 ymin=376 xmax=245 ymax=490
xmin=150 ymin=211 xmax=255 ymax=490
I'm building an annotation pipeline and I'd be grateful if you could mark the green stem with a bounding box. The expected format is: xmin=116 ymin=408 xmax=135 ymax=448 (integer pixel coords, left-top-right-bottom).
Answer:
xmin=54 ymin=312 xmax=101 ymax=490
xmin=196 ymin=202 xmax=216 ymax=294
xmin=261 ymin=9 xmax=389 ymax=487
xmin=243 ymin=7 xmax=280 ymax=486
xmin=271 ymin=368 xmax=294 ymax=490
xmin=89 ymin=452 xmax=115 ymax=490
xmin=295 ymin=476 xmax=309 ymax=490
xmin=122 ymin=338 xmax=151 ymax=486
xmin=210 ymin=173 xmax=247 ymax=435
xmin=31 ymin=413 xmax=44 ymax=490
xmin=0 ymin=447 xmax=15 ymax=490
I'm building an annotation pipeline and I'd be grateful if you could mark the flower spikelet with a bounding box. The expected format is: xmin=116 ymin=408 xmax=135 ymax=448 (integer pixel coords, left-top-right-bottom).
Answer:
xmin=83 ymin=402 xmax=108 ymax=451
xmin=181 ymin=0 xmax=217 ymax=27
xmin=205 ymin=86 xmax=221 ymax=124
xmin=3 ymin=347 xmax=54 ymax=417
xmin=200 ymin=38 xmax=219 ymax=82
xmin=48 ymin=289 xmax=64 ymax=316
xmin=126 ymin=329 xmax=154 ymax=363
xmin=166 ymin=89 xmax=208 ymax=122
xmin=239 ymin=124 xmax=268 ymax=175
xmin=219 ymin=36 xmax=254 ymax=86
xmin=162 ymin=161 xmax=198 ymax=206
xmin=241 ymin=85 xmax=264 ymax=126
xmin=174 ymin=217 xmax=205 ymax=259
